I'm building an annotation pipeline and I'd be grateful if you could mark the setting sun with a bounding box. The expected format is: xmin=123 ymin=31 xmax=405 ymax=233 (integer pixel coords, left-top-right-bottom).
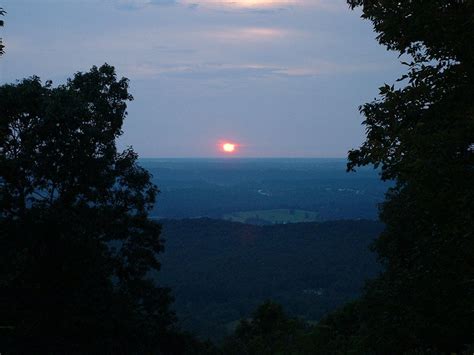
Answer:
xmin=223 ymin=143 xmax=236 ymax=153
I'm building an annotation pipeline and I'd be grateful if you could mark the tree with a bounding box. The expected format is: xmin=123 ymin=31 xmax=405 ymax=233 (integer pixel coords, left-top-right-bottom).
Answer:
xmin=0 ymin=7 xmax=5 ymax=56
xmin=346 ymin=0 xmax=474 ymax=353
xmin=0 ymin=64 xmax=179 ymax=353
xmin=222 ymin=301 xmax=311 ymax=355
xmin=308 ymin=301 xmax=367 ymax=355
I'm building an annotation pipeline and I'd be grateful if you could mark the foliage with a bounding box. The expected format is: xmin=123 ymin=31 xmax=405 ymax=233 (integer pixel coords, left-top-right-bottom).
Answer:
xmin=0 ymin=7 xmax=4 ymax=56
xmin=344 ymin=0 xmax=474 ymax=353
xmin=224 ymin=300 xmax=474 ymax=355
xmin=308 ymin=301 xmax=369 ymax=355
xmin=222 ymin=301 xmax=312 ymax=355
xmin=158 ymin=218 xmax=381 ymax=342
xmin=0 ymin=64 xmax=193 ymax=353
xmin=223 ymin=301 xmax=373 ymax=355
xmin=346 ymin=0 xmax=474 ymax=62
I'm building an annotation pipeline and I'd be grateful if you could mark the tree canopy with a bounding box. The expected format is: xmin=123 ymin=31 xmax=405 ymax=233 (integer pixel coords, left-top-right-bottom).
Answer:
xmin=222 ymin=301 xmax=312 ymax=355
xmin=0 ymin=64 xmax=181 ymax=353
xmin=346 ymin=0 xmax=474 ymax=353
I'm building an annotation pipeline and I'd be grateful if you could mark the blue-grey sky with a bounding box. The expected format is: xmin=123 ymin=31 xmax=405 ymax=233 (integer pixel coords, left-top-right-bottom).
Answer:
xmin=0 ymin=0 xmax=404 ymax=157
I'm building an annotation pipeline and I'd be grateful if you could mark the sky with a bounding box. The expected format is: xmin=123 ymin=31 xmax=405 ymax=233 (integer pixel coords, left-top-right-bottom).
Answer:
xmin=0 ymin=0 xmax=404 ymax=158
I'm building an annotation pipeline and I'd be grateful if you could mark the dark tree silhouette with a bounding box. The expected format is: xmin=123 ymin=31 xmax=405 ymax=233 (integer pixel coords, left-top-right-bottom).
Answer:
xmin=346 ymin=0 xmax=474 ymax=353
xmin=223 ymin=301 xmax=311 ymax=355
xmin=0 ymin=64 xmax=178 ymax=353
xmin=0 ymin=7 xmax=5 ymax=55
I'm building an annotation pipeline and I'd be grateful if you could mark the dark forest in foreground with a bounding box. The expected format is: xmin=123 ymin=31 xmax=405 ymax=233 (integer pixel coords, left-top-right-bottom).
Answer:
xmin=158 ymin=219 xmax=382 ymax=341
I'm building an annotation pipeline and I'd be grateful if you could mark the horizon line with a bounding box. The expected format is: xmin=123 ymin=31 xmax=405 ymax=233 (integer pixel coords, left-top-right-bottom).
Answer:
xmin=138 ymin=157 xmax=349 ymax=160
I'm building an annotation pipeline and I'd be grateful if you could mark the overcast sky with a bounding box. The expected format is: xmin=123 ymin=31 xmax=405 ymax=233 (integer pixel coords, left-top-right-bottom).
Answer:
xmin=0 ymin=0 xmax=404 ymax=158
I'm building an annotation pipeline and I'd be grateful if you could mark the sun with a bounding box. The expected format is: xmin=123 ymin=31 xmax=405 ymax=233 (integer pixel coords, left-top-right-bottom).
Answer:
xmin=223 ymin=143 xmax=236 ymax=153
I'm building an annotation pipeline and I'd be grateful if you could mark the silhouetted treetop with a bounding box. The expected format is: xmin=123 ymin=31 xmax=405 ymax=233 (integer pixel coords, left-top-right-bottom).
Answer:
xmin=0 ymin=64 xmax=180 ymax=353
xmin=343 ymin=0 xmax=474 ymax=353
xmin=347 ymin=0 xmax=474 ymax=62
xmin=347 ymin=1 xmax=474 ymax=181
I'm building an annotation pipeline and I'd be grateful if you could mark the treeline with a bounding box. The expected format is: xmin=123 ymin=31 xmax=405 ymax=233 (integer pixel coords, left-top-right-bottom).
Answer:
xmin=223 ymin=299 xmax=474 ymax=355
xmin=158 ymin=218 xmax=381 ymax=341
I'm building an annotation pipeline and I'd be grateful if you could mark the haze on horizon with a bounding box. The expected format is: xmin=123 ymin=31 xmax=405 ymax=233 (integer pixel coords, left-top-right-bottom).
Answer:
xmin=0 ymin=0 xmax=404 ymax=158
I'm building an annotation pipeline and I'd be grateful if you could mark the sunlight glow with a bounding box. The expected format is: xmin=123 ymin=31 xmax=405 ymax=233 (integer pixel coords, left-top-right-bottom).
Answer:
xmin=182 ymin=0 xmax=297 ymax=9
xmin=225 ymin=0 xmax=292 ymax=6
xmin=211 ymin=27 xmax=288 ymax=42
xmin=223 ymin=143 xmax=236 ymax=153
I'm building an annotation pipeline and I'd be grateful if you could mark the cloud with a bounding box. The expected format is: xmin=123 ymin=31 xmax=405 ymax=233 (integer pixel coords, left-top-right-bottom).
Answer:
xmin=182 ymin=0 xmax=296 ymax=8
xmin=123 ymin=60 xmax=391 ymax=80
xmin=116 ymin=0 xmax=344 ymax=12
xmin=117 ymin=0 xmax=295 ymax=10
xmin=124 ymin=62 xmax=279 ymax=79
xmin=181 ymin=0 xmax=346 ymax=11
xmin=116 ymin=0 xmax=177 ymax=10
xmin=207 ymin=27 xmax=294 ymax=42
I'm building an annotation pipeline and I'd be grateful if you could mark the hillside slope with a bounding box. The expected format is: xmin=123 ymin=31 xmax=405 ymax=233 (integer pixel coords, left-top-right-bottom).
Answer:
xmin=157 ymin=219 xmax=383 ymax=341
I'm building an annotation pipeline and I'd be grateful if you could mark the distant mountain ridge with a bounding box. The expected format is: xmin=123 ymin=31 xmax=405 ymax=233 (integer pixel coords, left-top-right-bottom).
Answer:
xmin=156 ymin=218 xmax=383 ymax=341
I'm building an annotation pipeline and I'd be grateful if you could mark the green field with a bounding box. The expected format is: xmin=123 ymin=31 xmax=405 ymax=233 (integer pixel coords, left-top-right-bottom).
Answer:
xmin=223 ymin=209 xmax=321 ymax=225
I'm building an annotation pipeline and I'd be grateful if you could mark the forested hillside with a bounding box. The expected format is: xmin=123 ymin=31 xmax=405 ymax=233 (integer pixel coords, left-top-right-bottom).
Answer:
xmin=141 ymin=159 xmax=388 ymax=221
xmin=157 ymin=219 xmax=382 ymax=341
